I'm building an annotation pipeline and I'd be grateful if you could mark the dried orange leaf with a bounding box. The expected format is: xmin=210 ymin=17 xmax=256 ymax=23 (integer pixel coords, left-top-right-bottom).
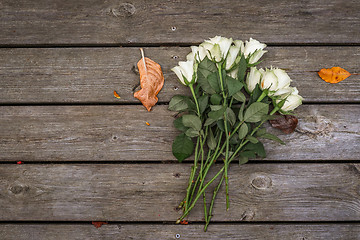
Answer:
xmin=134 ymin=48 xmax=164 ymax=111
xmin=318 ymin=67 xmax=351 ymax=84
xmin=145 ymin=122 xmax=150 ymax=126
xmin=113 ymin=90 xmax=121 ymax=99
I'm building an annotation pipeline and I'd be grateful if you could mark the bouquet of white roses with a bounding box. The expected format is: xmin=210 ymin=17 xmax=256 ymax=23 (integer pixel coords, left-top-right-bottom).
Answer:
xmin=169 ymin=36 xmax=303 ymax=231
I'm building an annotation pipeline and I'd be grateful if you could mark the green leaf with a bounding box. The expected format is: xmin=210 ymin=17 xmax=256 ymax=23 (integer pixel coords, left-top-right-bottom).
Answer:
xmin=260 ymin=133 xmax=285 ymax=145
xmin=226 ymin=107 xmax=236 ymax=126
xmin=198 ymin=95 xmax=209 ymax=114
xmin=208 ymin=105 xmax=227 ymax=120
xmin=168 ymin=95 xmax=189 ymax=112
xmin=238 ymin=123 xmax=248 ymax=139
xmin=226 ymin=76 xmax=244 ymax=97
xmin=239 ymin=156 xmax=249 ymax=165
xmin=210 ymin=105 xmax=223 ymax=111
xmin=256 ymin=128 xmax=267 ymax=137
xmin=246 ymin=135 xmax=259 ymax=144
xmin=198 ymin=57 xmax=217 ymax=73
xmin=210 ymin=94 xmax=222 ymax=105
xmin=244 ymin=142 xmax=266 ymax=158
xmin=207 ymin=128 xmax=216 ymax=150
xmin=204 ymin=118 xmax=216 ymax=126
xmin=238 ymin=102 xmax=245 ymax=121
xmin=239 ymin=151 xmax=256 ymax=158
xmin=237 ymin=54 xmax=247 ymax=82
xmin=172 ymin=133 xmax=194 ymax=162
xmin=243 ymin=102 xmax=269 ymax=123
xmin=261 ymin=114 xmax=281 ymax=121
xmin=233 ymin=91 xmax=246 ymax=102
xmin=208 ymin=72 xmax=221 ymax=93
xmin=198 ymin=71 xmax=216 ymax=94
xmin=230 ymin=133 xmax=240 ymax=145
xmin=174 ymin=116 xmax=188 ymax=132
xmin=216 ymin=120 xmax=230 ymax=132
xmin=185 ymin=128 xmax=200 ymax=138
xmin=182 ymin=114 xmax=202 ymax=131
xmin=248 ymin=84 xmax=262 ymax=104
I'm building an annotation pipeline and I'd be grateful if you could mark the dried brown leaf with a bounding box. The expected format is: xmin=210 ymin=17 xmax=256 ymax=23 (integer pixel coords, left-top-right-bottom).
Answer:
xmin=269 ymin=114 xmax=298 ymax=134
xmin=134 ymin=48 xmax=164 ymax=111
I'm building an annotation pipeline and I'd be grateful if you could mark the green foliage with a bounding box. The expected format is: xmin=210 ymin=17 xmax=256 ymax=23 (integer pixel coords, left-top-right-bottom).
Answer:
xmin=172 ymin=133 xmax=194 ymax=162
xmin=243 ymin=102 xmax=269 ymax=123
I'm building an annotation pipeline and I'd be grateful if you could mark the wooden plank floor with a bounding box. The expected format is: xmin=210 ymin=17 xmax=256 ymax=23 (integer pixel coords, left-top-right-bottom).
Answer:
xmin=0 ymin=0 xmax=359 ymax=239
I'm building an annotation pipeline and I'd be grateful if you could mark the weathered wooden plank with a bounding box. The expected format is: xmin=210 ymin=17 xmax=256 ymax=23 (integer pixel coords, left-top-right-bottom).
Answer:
xmin=0 ymin=164 xmax=359 ymax=221
xmin=0 ymin=47 xmax=359 ymax=103
xmin=0 ymin=105 xmax=358 ymax=161
xmin=0 ymin=0 xmax=359 ymax=45
xmin=1 ymin=224 xmax=359 ymax=240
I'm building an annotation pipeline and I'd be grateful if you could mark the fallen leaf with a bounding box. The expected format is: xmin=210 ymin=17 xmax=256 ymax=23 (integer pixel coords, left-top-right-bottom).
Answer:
xmin=134 ymin=48 xmax=164 ymax=111
xmin=145 ymin=122 xmax=150 ymax=126
xmin=92 ymin=221 xmax=108 ymax=228
xmin=180 ymin=220 xmax=189 ymax=225
xmin=318 ymin=67 xmax=351 ymax=83
xmin=17 ymin=161 xmax=22 ymax=164
xmin=113 ymin=91 xmax=121 ymax=99
xmin=269 ymin=114 xmax=298 ymax=134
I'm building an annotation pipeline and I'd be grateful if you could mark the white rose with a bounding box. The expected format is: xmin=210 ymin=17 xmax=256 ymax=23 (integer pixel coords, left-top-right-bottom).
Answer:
xmin=201 ymin=36 xmax=233 ymax=62
xmin=280 ymin=93 xmax=303 ymax=111
xmin=248 ymin=49 xmax=267 ymax=64
xmin=260 ymin=69 xmax=278 ymax=91
xmin=227 ymin=69 xmax=238 ymax=79
xmin=171 ymin=60 xmax=195 ymax=86
xmin=244 ymin=38 xmax=267 ymax=58
xmin=273 ymin=68 xmax=291 ymax=89
xmin=225 ymin=45 xmax=241 ymax=70
xmin=186 ymin=46 xmax=207 ymax=62
xmin=246 ymin=67 xmax=262 ymax=92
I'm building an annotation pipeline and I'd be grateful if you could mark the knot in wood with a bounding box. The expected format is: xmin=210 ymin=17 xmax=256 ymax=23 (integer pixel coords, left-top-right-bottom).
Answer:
xmin=9 ymin=184 xmax=29 ymax=195
xmin=251 ymin=175 xmax=272 ymax=190
xmin=111 ymin=3 xmax=136 ymax=17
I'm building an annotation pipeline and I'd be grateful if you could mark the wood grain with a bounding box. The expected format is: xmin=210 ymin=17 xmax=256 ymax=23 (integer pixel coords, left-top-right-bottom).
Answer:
xmin=0 ymin=47 xmax=359 ymax=104
xmin=0 ymin=164 xmax=359 ymax=221
xmin=1 ymin=224 xmax=359 ymax=240
xmin=0 ymin=105 xmax=358 ymax=162
xmin=0 ymin=0 xmax=359 ymax=45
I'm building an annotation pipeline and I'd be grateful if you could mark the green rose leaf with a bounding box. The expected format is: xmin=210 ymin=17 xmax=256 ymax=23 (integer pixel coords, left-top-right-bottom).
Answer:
xmin=244 ymin=102 xmax=269 ymax=123
xmin=238 ymin=102 xmax=245 ymax=121
xmin=260 ymin=133 xmax=285 ymax=145
xmin=185 ymin=128 xmax=200 ymax=138
xmin=204 ymin=118 xmax=216 ymax=126
xmin=198 ymin=71 xmax=216 ymax=94
xmin=172 ymin=133 xmax=194 ymax=162
xmin=168 ymin=95 xmax=189 ymax=112
xmin=244 ymin=142 xmax=266 ymax=158
xmin=246 ymin=135 xmax=259 ymax=144
xmin=233 ymin=91 xmax=246 ymax=102
xmin=182 ymin=114 xmax=202 ymax=131
xmin=239 ymin=156 xmax=249 ymax=165
xmin=198 ymin=95 xmax=209 ymax=114
xmin=226 ymin=108 xmax=236 ymax=126
xmin=173 ymin=116 xmax=188 ymax=132
xmin=208 ymin=72 xmax=221 ymax=93
xmin=208 ymin=105 xmax=227 ymax=120
xmin=210 ymin=94 xmax=222 ymax=105
xmin=226 ymin=76 xmax=244 ymax=97
xmin=237 ymin=54 xmax=247 ymax=82
xmin=238 ymin=123 xmax=248 ymax=139
xmin=207 ymin=128 xmax=216 ymax=150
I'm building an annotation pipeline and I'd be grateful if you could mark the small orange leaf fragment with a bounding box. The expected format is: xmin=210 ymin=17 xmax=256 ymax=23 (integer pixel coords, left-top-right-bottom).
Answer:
xmin=113 ymin=91 xmax=121 ymax=99
xmin=145 ymin=122 xmax=150 ymax=126
xmin=318 ymin=67 xmax=351 ymax=84
xmin=180 ymin=220 xmax=188 ymax=225
xmin=134 ymin=48 xmax=164 ymax=111
xmin=92 ymin=221 xmax=107 ymax=228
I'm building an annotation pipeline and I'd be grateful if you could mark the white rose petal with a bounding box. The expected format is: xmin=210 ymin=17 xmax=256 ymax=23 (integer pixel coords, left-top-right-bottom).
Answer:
xmin=260 ymin=69 xmax=278 ymax=91
xmin=248 ymin=49 xmax=267 ymax=64
xmin=273 ymin=68 xmax=292 ymax=90
xmin=246 ymin=67 xmax=262 ymax=92
xmin=227 ymin=69 xmax=238 ymax=79
xmin=225 ymin=45 xmax=241 ymax=70
xmin=273 ymin=87 xmax=293 ymax=96
xmin=178 ymin=60 xmax=195 ymax=83
xmin=244 ymin=38 xmax=267 ymax=58
xmin=280 ymin=94 xmax=303 ymax=111
xmin=171 ymin=66 xmax=186 ymax=85
xmin=234 ymin=40 xmax=244 ymax=53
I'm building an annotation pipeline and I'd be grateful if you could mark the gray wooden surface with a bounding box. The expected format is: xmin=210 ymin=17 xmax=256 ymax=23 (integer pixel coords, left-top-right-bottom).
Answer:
xmin=1 ymin=224 xmax=359 ymax=240
xmin=0 ymin=164 xmax=359 ymax=221
xmin=1 ymin=0 xmax=360 ymax=239
xmin=0 ymin=105 xmax=358 ymax=161
xmin=0 ymin=0 xmax=359 ymax=45
xmin=0 ymin=47 xmax=359 ymax=103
